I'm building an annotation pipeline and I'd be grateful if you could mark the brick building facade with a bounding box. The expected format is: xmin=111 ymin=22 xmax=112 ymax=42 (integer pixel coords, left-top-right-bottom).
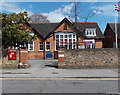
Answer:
xmin=103 ymin=23 xmax=120 ymax=48
xmin=25 ymin=18 xmax=104 ymax=59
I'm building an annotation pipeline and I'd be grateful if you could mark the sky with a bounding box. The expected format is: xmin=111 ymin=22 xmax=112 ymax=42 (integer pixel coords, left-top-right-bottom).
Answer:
xmin=1 ymin=1 xmax=120 ymax=32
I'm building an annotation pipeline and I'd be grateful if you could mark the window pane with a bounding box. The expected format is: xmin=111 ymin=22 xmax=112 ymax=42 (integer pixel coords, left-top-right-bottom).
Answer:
xmin=39 ymin=42 xmax=43 ymax=50
xmin=86 ymin=30 xmax=88 ymax=35
xmin=28 ymin=41 xmax=33 ymax=50
xmin=64 ymin=39 xmax=67 ymax=44
xmin=73 ymin=39 xmax=75 ymax=44
xmin=56 ymin=39 xmax=59 ymax=45
xmin=69 ymin=39 xmax=72 ymax=44
xmin=60 ymin=39 xmax=63 ymax=45
xmin=65 ymin=45 xmax=67 ymax=49
xmin=64 ymin=35 xmax=67 ymax=38
xmin=46 ymin=42 xmax=50 ymax=50
xmin=69 ymin=45 xmax=72 ymax=49
xmin=69 ymin=35 xmax=72 ymax=38
xmin=73 ymin=35 xmax=75 ymax=38
xmin=93 ymin=30 xmax=94 ymax=35
xmin=90 ymin=30 xmax=91 ymax=35
xmin=56 ymin=35 xmax=59 ymax=38
xmin=73 ymin=45 xmax=76 ymax=49
xmin=60 ymin=35 xmax=63 ymax=38
xmin=46 ymin=42 xmax=50 ymax=45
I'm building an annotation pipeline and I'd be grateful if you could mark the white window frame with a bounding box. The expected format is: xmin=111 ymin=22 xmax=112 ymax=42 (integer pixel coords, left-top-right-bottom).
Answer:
xmin=28 ymin=41 xmax=34 ymax=51
xmin=39 ymin=42 xmax=44 ymax=51
xmin=55 ymin=32 xmax=77 ymax=51
xmin=46 ymin=42 xmax=50 ymax=51
xmin=85 ymin=28 xmax=96 ymax=36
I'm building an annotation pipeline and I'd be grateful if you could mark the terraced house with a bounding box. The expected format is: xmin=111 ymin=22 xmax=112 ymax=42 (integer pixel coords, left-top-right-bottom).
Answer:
xmin=24 ymin=18 xmax=104 ymax=59
xmin=103 ymin=23 xmax=120 ymax=48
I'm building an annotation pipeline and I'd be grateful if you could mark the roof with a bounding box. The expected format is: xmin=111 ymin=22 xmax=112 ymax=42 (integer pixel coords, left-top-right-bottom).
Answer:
xmin=107 ymin=23 xmax=120 ymax=39
xmin=29 ymin=18 xmax=104 ymax=39
xmin=30 ymin=23 xmax=58 ymax=38
xmin=75 ymin=22 xmax=104 ymax=38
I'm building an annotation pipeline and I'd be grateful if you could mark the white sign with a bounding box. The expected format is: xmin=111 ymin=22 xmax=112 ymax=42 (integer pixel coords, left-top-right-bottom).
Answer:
xmin=10 ymin=52 xmax=14 ymax=58
xmin=59 ymin=54 xmax=64 ymax=57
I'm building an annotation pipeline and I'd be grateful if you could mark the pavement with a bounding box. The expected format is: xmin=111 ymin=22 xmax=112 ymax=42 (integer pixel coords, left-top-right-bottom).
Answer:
xmin=0 ymin=60 xmax=119 ymax=78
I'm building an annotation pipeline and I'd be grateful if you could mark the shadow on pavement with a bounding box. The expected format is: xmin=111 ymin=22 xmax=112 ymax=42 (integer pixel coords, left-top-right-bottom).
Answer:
xmin=45 ymin=62 xmax=58 ymax=68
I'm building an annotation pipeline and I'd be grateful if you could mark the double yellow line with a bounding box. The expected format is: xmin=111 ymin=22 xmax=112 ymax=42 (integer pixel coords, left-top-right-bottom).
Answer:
xmin=0 ymin=77 xmax=120 ymax=80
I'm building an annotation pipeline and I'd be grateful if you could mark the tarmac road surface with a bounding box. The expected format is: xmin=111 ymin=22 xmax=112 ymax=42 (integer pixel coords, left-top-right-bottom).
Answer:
xmin=2 ymin=78 xmax=119 ymax=94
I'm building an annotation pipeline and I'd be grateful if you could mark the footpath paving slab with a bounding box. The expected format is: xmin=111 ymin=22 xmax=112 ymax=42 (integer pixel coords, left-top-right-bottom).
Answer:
xmin=1 ymin=68 xmax=118 ymax=78
xmin=0 ymin=60 xmax=119 ymax=78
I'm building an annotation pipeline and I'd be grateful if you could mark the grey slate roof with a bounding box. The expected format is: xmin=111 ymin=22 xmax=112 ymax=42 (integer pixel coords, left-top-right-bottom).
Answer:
xmin=108 ymin=23 xmax=120 ymax=39
xmin=30 ymin=18 xmax=104 ymax=39
xmin=30 ymin=23 xmax=58 ymax=38
xmin=76 ymin=22 xmax=104 ymax=38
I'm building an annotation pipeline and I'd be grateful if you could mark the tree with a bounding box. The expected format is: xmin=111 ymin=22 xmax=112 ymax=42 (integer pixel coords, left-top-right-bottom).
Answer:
xmin=30 ymin=13 xmax=50 ymax=22
xmin=118 ymin=43 xmax=120 ymax=48
xmin=1 ymin=11 xmax=36 ymax=49
xmin=64 ymin=2 xmax=96 ymax=23
xmin=63 ymin=2 xmax=96 ymax=49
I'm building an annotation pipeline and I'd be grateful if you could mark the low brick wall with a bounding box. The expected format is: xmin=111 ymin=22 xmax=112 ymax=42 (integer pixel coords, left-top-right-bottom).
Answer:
xmin=2 ymin=51 xmax=19 ymax=68
xmin=2 ymin=49 xmax=29 ymax=68
xmin=63 ymin=48 xmax=119 ymax=68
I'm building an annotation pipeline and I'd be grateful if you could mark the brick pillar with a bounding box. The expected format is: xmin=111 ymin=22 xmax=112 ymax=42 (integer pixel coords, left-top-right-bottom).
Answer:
xmin=58 ymin=46 xmax=66 ymax=68
xmin=20 ymin=49 xmax=28 ymax=63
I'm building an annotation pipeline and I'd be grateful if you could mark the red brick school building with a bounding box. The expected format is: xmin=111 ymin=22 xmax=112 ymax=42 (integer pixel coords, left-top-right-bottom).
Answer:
xmin=21 ymin=18 xmax=104 ymax=59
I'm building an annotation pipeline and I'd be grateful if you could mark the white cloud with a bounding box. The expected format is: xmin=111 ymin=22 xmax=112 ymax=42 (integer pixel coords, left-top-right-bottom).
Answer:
xmin=42 ymin=3 xmax=74 ymax=22
xmin=93 ymin=10 xmax=102 ymax=14
xmin=91 ymin=4 xmax=118 ymax=17
xmin=1 ymin=2 xmax=33 ymax=16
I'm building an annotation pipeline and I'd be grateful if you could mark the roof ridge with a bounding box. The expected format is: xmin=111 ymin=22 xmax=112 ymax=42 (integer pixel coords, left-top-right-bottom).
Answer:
xmin=30 ymin=22 xmax=97 ymax=24
xmin=108 ymin=22 xmax=120 ymax=24
xmin=74 ymin=22 xmax=97 ymax=23
xmin=30 ymin=22 xmax=59 ymax=24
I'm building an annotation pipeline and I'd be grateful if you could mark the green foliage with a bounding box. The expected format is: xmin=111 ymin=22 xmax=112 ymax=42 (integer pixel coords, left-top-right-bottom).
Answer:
xmin=1 ymin=11 xmax=35 ymax=49
xmin=118 ymin=43 xmax=120 ymax=48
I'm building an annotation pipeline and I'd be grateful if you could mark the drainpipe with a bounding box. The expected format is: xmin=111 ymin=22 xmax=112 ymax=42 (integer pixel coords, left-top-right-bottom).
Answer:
xmin=43 ymin=40 xmax=46 ymax=60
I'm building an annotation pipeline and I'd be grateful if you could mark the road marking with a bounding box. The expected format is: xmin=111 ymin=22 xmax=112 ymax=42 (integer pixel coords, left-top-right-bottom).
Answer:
xmin=0 ymin=78 xmax=120 ymax=80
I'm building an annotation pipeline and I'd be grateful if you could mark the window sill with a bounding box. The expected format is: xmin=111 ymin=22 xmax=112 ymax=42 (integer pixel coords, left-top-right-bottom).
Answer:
xmin=39 ymin=50 xmax=44 ymax=51
xmin=46 ymin=50 xmax=50 ymax=51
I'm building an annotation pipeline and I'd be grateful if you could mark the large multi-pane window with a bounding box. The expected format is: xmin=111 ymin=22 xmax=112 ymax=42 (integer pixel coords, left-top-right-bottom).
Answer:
xmin=39 ymin=42 xmax=43 ymax=51
xmin=55 ymin=33 xmax=76 ymax=50
xmin=28 ymin=41 xmax=34 ymax=51
xmin=46 ymin=42 xmax=50 ymax=51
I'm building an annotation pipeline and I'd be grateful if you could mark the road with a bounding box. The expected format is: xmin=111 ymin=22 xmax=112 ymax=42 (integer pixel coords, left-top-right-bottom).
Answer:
xmin=1 ymin=78 xmax=119 ymax=94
